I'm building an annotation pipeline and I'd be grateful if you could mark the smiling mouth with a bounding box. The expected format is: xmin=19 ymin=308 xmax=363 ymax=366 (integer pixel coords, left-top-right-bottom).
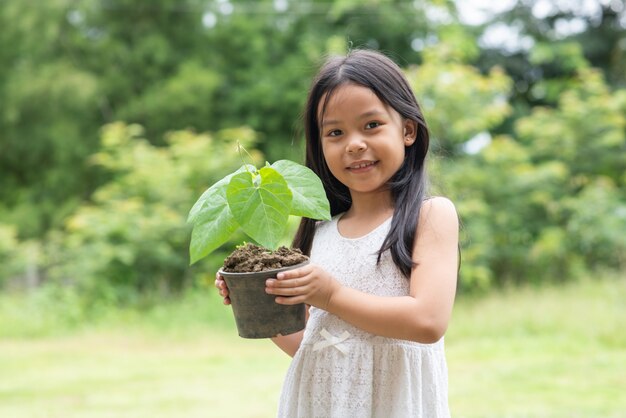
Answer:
xmin=347 ymin=161 xmax=378 ymax=170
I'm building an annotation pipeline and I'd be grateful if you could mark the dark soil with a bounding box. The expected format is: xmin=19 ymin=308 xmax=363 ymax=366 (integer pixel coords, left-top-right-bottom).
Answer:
xmin=222 ymin=242 xmax=309 ymax=273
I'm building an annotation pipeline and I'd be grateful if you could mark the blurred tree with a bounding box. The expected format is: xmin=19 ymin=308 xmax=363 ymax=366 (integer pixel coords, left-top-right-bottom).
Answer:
xmin=69 ymin=0 xmax=211 ymax=137
xmin=408 ymin=24 xmax=625 ymax=289
xmin=516 ymin=66 xmax=626 ymax=272
xmin=405 ymin=25 xmax=512 ymax=155
xmin=473 ymin=0 xmax=626 ymax=109
xmin=44 ymin=122 xmax=261 ymax=301
xmin=0 ymin=1 xmax=102 ymax=236
xmin=0 ymin=0 xmax=624 ymax=297
xmin=201 ymin=0 xmax=441 ymax=159
xmin=445 ymin=66 xmax=626 ymax=289
xmin=0 ymin=224 xmax=35 ymax=289
xmin=0 ymin=0 xmax=443 ymax=238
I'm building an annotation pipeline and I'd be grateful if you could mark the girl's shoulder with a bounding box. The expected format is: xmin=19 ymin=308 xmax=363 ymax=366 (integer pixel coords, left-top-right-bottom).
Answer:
xmin=421 ymin=196 xmax=456 ymax=213
xmin=418 ymin=196 xmax=458 ymax=230
xmin=313 ymin=213 xmax=341 ymax=232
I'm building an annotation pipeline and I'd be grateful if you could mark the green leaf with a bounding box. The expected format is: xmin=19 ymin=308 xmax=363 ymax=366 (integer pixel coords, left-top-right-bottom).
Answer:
xmin=188 ymin=200 xmax=238 ymax=264
xmin=187 ymin=165 xmax=253 ymax=264
xmin=271 ymin=160 xmax=331 ymax=220
xmin=187 ymin=165 xmax=253 ymax=224
xmin=188 ymin=182 xmax=238 ymax=265
xmin=226 ymin=166 xmax=292 ymax=249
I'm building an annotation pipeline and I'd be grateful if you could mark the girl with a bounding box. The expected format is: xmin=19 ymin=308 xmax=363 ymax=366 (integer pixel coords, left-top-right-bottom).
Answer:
xmin=216 ymin=49 xmax=459 ymax=417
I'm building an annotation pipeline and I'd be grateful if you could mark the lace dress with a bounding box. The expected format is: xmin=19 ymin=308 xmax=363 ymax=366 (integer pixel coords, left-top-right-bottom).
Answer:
xmin=277 ymin=214 xmax=450 ymax=418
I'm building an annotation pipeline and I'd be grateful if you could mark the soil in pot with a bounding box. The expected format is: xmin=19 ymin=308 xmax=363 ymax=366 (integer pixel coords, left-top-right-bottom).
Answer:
xmin=219 ymin=243 xmax=309 ymax=339
xmin=222 ymin=242 xmax=308 ymax=272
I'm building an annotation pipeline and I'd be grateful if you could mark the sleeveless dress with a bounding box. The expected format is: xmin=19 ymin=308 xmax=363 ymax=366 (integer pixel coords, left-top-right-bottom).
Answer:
xmin=277 ymin=214 xmax=450 ymax=418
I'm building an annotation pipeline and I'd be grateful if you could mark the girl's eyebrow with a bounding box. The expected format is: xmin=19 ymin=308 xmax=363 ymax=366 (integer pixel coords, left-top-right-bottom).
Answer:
xmin=358 ymin=109 xmax=386 ymax=120
xmin=321 ymin=109 xmax=386 ymax=127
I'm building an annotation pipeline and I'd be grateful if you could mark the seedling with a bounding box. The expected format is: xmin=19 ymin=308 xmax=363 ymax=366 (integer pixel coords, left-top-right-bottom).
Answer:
xmin=187 ymin=145 xmax=331 ymax=264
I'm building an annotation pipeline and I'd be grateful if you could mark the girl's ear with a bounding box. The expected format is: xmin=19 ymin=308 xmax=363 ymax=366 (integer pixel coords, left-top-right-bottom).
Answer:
xmin=403 ymin=120 xmax=418 ymax=146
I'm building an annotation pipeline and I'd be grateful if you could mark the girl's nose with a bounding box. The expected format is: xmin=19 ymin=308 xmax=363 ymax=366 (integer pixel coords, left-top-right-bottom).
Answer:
xmin=346 ymin=136 xmax=367 ymax=154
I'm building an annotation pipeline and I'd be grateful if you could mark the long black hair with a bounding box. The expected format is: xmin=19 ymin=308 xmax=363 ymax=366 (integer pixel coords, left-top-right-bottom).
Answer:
xmin=292 ymin=49 xmax=430 ymax=278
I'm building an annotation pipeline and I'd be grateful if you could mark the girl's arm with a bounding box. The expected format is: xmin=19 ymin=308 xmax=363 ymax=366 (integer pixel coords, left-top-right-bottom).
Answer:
xmin=270 ymin=305 xmax=309 ymax=357
xmin=271 ymin=329 xmax=304 ymax=357
xmin=266 ymin=197 xmax=459 ymax=344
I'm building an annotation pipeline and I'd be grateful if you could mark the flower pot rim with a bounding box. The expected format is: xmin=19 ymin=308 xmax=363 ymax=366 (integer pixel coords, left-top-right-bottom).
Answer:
xmin=218 ymin=260 xmax=310 ymax=279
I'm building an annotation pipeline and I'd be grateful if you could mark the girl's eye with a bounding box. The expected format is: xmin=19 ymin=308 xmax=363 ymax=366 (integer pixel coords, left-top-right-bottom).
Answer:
xmin=327 ymin=129 xmax=342 ymax=137
xmin=365 ymin=121 xmax=381 ymax=129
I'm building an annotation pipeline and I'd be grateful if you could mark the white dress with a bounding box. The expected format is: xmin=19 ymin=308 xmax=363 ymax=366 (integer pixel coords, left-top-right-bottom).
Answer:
xmin=277 ymin=215 xmax=450 ymax=418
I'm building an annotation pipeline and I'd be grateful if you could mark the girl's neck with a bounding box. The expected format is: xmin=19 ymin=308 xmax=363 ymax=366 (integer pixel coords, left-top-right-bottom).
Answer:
xmin=344 ymin=191 xmax=394 ymax=220
xmin=337 ymin=192 xmax=393 ymax=239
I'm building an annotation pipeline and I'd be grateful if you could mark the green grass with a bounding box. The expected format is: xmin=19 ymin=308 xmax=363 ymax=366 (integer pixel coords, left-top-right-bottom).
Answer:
xmin=0 ymin=332 xmax=287 ymax=418
xmin=446 ymin=276 xmax=626 ymax=417
xmin=0 ymin=276 xmax=624 ymax=417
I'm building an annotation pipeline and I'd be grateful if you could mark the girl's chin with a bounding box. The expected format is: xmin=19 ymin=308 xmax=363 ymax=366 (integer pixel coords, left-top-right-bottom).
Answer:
xmin=346 ymin=184 xmax=391 ymax=196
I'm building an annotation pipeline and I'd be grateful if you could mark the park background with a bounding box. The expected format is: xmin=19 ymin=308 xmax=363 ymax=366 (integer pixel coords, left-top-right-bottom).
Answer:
xmin=0 ymin=0 xmax=624 ymax=416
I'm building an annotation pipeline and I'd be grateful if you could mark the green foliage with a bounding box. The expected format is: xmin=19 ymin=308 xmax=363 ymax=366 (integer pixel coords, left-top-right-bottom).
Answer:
xmin=0 ymin=0 xmax=102 ymax=237
xmin=407 ymin=34 xmax=625 ymax=290
xmin=187 ymin=167 xmax=248 ymax=265
xmin=226 ymin=167 xmax=293 ymax=249
xmin=406 ymin=34 xmax=512 ymax=154
xmin=0 ymin=224 xmax=34 ymax=289
xmin=444 ymin=67 xmax=626 ymax=289
xmin=0 ymin=0 xmax=624 ymax=300
xmin=118 ymin=61 xmax=223 ymax=136
xmin=475 ymin=0 xmax=626 ymax=111
xmin=0 ymin=0 xmax=438 ymax=239
xmin=188 ymin=158 xmax=331 ymax=264
xmin=43 ymin=123 xmax=262 ymax=301
xmin=271 ymin=160 xmax=333 ymax=220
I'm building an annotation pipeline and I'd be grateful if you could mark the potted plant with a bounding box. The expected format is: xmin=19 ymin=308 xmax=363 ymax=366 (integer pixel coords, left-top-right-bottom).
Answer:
xmin=187 ymin=147 xmax=331 ymax=338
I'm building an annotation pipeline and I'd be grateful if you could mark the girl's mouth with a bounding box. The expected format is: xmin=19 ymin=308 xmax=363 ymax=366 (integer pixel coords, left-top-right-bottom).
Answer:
xmin=347 ymin=161 xmax=378 ymax=172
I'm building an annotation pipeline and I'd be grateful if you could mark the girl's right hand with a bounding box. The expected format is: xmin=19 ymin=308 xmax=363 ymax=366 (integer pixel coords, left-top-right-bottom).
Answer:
xmin=215 ymin=273 xmax=231 ymax=305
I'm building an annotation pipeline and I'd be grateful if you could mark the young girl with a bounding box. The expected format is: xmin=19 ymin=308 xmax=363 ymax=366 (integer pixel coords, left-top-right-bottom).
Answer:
xmin=216 ymin=49 xmax=459 ymax=417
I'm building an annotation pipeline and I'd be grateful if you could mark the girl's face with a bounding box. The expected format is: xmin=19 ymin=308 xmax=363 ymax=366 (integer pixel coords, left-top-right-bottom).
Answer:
xmin=319 ymin=83 xmax=416 ymax=198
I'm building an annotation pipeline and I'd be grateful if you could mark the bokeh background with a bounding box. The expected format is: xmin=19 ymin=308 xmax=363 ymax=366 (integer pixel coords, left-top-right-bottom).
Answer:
xmin=0 ymin=1 xmax=624 ymax=417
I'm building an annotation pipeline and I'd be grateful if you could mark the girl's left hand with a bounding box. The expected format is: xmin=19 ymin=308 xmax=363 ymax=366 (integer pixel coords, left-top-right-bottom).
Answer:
xmin=265 ymin=264 xmax=340 ymax=310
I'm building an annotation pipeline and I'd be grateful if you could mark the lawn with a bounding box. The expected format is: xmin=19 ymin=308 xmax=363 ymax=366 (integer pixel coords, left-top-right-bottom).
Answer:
xmin=0 ymin=276 xmax=624 ymax=417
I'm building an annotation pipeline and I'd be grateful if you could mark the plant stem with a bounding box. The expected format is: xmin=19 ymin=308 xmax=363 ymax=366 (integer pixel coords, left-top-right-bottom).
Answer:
xmin=236 ymin=141 xmax=257 ymax=175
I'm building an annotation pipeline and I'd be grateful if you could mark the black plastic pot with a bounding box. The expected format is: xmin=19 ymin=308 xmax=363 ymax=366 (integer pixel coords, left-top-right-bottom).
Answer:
xmin=218 ymin=261 xmax=308 ymax=339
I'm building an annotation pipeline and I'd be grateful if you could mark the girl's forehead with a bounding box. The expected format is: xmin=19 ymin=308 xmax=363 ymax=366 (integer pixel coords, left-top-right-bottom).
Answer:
xmin=318 ymin=84 xmax=388 ymax=118
xmin=322 ymin=83 xmax=372 ymax=103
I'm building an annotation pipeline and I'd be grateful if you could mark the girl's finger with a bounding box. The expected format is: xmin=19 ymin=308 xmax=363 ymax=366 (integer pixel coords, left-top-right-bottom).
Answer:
xmin=277 ymin=265 xmax=312 ymax=280
xmin=267 ymin=284 xmax=309 ymax=297
xmin=267 ymin=277 xmax=304 ymax=289
xmin=275 ymin=295 xmax=306 ymax=305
